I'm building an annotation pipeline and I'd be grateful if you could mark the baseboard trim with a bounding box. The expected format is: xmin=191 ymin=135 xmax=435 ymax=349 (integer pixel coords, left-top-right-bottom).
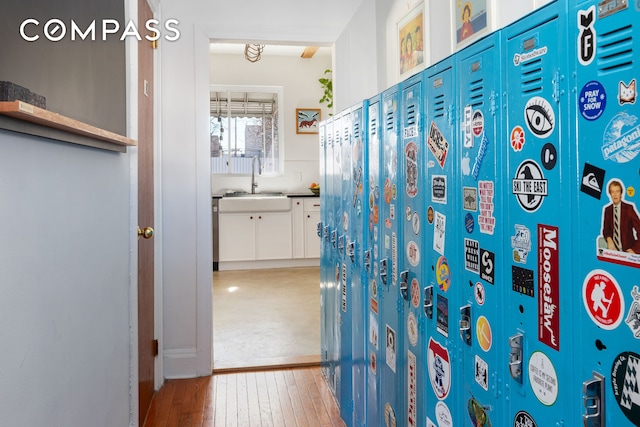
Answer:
xmin=212 ymin=354 xmax=320 ymax=374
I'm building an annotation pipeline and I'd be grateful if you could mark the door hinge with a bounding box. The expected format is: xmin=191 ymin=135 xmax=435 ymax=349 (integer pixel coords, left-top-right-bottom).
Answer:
xmin=152 ymin=339 xmax=159 ymax=357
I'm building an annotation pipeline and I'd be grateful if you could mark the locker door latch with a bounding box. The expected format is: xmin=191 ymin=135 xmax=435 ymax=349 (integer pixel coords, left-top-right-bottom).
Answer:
xmin=347 ymin=240 xmax=356 ymax=263
xmin=364 ymin=249 xmax=371 ymax=272
xmin=380 ymin=259 xmax=388 ymax=285
xmin=399 ymin=270 xmax=409 ymax=300
xmin=583 ymin=372 xmax=605 ymax=427
xmin=338 ymin=234 xmax=345 ymax=254
xmin=423 ymin=286 xmax=433 ymax=318
xmin=316 ymin=222 xmax=322 ymax=238
xmin=331 ymin=229 xmax=337 ymax=248
xmin=323 ymin=225 xmax=329 ymax=242
xmin=459 ymin=305 xmax=472 ymax=346
xmin=508 ymin=333 xmax=523 ymax=384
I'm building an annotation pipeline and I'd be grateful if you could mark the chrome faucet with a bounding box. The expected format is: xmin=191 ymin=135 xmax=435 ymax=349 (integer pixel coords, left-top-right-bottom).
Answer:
xmin=251 ymin=155 xmax=262 ymax=194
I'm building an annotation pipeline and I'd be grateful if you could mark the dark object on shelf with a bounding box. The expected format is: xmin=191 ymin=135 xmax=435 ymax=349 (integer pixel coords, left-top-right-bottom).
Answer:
xmin=0 ymin=81 xmax=46 ymax=109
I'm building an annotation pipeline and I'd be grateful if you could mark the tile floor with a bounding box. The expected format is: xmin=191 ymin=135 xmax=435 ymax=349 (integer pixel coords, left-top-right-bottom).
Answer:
xmin=212 ymin=267 xmax=321 ymax=372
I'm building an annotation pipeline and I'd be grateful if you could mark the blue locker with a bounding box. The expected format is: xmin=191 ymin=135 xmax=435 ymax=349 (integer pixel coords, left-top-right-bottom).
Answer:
xmin=379 ymin=84 xmax=404 ymax=426
xmin=339 ymin=109 xmax=355 ymax=423
xmin=346 ymin=101 xmax=369 ymax=427
xmin=399 ymin=71 xmax=426 ymax=427
xmin=423 ymin=56 xmax=461 ymax=427
xmin=319 ymin=119 xmax=329 ymax=382
xmin=503 ymin=2 xmax=573 ymax=426
xmin=365 ymin=94 xmax=383 ymax=426
xmin=455 ymin=31 xmax=505 ymax=427
xmin=571 ymin=2 xmax=640 ymax=426
xmin=323 ymin=116 xmax=338 ymax=395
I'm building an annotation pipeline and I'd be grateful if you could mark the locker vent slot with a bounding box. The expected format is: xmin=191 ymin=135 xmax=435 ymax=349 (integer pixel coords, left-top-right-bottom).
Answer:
xmin=369 ymin=117 xmax=377 ymax=137
xmin=433 ymin=93 xmax=445 ymax=118
xmin=597 ymin=24 xmax=633 ymax=73
xmin=406 ymin=101 xmax=417 ymax=126
xmin=353 ymin=120 xmax=360 ymax=139
xmin=385 ymin=110 xmax=395 ymax=132
xmin=520 ymin=57 xmax=543 ymax=94
xmin=468 ymin=78 xmax=485 ymax=108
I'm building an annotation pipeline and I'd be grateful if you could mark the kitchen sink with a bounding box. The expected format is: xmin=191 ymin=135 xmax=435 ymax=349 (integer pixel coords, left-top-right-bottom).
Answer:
xmin=222 ymin=191 xmax=285 ymax=197
xmin=218 ymin=194 xmax=290 ymax=213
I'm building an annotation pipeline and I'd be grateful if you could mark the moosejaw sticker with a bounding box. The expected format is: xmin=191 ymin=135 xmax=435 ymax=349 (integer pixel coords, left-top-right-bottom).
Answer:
xmin=428 ymin=338 xmax=451 ymax=399
xmin=538 ymin=225 xmax=560 ymax=351
xmin=408 ymin=350 xmax=417 ymax=427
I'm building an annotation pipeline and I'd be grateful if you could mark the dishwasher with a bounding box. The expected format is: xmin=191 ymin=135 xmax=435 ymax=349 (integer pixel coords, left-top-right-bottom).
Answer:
xmin=212 ymin=197 xmax=219 ymax=271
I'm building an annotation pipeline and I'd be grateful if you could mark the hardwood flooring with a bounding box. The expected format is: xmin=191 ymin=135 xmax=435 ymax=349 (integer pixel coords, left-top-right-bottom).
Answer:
xmin=143 ymin=367 xmax=345 ymax=427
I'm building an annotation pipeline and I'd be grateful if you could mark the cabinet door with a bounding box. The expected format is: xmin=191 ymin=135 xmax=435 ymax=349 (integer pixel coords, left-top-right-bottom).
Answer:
xmin=305 ymin=211 xmax=321 ymax=258
xmin=292 ymin=199 xmax=305 ymax=258
xmin=256 ymin=212 xmax=292 ymax=260
xmin=219 ymin=213 xmax=255 ymax=261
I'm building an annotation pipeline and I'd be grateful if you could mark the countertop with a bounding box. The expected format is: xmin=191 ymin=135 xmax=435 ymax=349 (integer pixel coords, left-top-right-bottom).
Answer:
xmin=212 ymin=193 xmax=319 ymax=199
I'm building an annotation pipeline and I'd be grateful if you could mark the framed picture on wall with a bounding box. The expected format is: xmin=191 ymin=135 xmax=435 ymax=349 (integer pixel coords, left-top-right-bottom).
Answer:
xmin=453 ymin=0 xmax=490 ymax=49
xmin=296 ymin=108 xmax=321 ymax=134
xmin=397 ymin=2 xmax=426 ymax=80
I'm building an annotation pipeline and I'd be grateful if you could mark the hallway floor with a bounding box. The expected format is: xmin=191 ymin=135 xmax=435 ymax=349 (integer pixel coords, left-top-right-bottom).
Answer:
xmin=213 ymin=267 xmax=321 ymax=372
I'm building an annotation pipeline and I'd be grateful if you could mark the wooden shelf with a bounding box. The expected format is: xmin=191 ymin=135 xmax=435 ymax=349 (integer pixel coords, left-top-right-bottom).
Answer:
xmin=0 ymin=100 xmax=136 ymax=147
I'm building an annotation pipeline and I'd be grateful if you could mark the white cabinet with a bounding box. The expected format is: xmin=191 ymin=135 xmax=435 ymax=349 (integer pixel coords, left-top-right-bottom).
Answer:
xmin=219 ymin=213 xmax=255 ymax=261
xmin=304 ymin=210 xmax=321 ymax=258
xmin=219 ymin=211 xmax=292 ymax=262
xmin=292 ymin=197 xmax=321 ymax=259
xmin=256 ymin=212 xmax=292 ymax=260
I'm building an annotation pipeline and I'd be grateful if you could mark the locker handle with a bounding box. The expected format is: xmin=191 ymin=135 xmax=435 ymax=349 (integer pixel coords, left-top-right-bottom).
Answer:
xmin=459 ymin=305 xmax=472 ymax=346
xmin=508 ymin=333 xmax=523 ymax=384
xmin=323 ymin=225 xmax=329 ymax=242
xmin=380 ymin=258 xmax=388 ymax=285
xmin=423 ymin=286 xmax=434 ymax=319
xmin=348 ymin=241 xmax=356 ymax=263
xmin=399 ymin=270 xmax=409 ymax=300
xmin=331 ymin=230 xmax=337 ymax=248
xmin=582 ymin=372 xmax=605 ymax=427
xmin=316 ymin=222 xmax=322 ymax=238
xmin=364 ymin=250 xmax=371 ymax=272
xmin=338 ymin=234 xmax=345 ymax=254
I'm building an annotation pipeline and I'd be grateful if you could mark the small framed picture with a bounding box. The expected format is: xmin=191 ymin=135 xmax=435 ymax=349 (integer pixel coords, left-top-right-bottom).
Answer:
xmin=296 ymin=108 xmax=321 ymax=134
xmin=453 ymin=0 xmax=490 ymax=49
xmin=398 ymin=2 xmax=426 ymax=80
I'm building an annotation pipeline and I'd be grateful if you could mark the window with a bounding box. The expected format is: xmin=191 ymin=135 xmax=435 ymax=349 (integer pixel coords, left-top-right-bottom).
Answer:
xmin=210 ymin=85 xmax=283 ymax=175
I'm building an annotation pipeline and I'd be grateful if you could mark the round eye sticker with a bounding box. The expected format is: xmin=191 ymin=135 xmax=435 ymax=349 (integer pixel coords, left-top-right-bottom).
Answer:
xmin=524 ymin=96 xmax=555 ymax=138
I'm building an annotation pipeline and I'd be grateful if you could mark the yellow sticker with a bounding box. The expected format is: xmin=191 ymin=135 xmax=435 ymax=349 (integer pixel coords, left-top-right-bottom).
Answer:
xmin=628 ymin=186 xmax=635 ymax=197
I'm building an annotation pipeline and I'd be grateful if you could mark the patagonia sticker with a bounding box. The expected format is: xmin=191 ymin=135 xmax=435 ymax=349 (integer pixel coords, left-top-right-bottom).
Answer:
xmin=602 ymin=111 xmax=640 ymax=163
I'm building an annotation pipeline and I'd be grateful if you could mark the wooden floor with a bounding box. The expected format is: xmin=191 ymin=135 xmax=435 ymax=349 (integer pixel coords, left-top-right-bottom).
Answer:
xmin=143 ymin=366 xmax=346 ymax=427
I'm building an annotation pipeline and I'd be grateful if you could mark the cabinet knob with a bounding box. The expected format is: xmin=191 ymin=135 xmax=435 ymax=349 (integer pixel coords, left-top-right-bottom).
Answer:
xmin=250 ymin=216 xmax=254 ymax=219
xmin=258 ymin=215 xmax=262 ymax=219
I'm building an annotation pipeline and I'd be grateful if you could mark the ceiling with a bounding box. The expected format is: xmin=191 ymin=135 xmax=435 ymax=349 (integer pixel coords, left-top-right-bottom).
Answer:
xmin=209 ymin=43 xmax=331 ymax=58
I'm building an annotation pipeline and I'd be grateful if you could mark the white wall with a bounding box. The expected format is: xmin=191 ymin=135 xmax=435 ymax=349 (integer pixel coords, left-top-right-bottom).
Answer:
xmin=333 ymin=0 xmax=553 ymax=108
xmin=0 ymin=131 xmax=132 ymax=426
xmin=210 ymin=52 xmax=332 ymax=195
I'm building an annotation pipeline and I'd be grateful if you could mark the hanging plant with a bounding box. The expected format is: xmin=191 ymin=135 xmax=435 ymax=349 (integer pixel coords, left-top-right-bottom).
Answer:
xmin=318 ymin=69 xmax=333 ymax=109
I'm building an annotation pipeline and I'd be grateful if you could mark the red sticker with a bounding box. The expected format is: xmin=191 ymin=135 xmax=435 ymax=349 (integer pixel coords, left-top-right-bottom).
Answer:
xmin=583 ymin=269 xmax=625 ymax=329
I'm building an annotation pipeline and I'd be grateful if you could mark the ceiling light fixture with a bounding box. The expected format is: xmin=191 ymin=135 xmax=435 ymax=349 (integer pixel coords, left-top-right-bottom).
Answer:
xmin=244 ymin=44 xmax=264 ymax=62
